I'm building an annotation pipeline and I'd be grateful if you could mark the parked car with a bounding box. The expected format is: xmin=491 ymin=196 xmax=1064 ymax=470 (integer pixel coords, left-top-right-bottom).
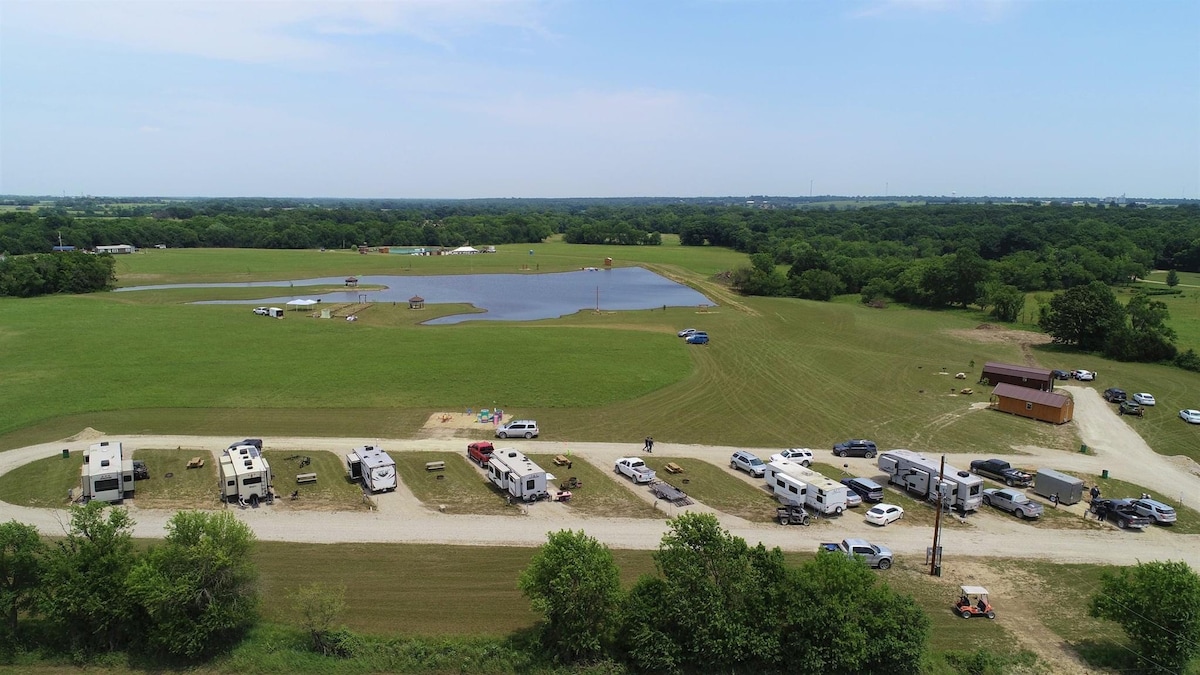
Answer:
xmin=495 ymin=420 xmax=539 ymax=439
xmin=677 ymin=328 xmax=697 ymax=337
xmin=819 ymin=538 xmax=893 ymax=569
xmin=982 ymin=488 xmax=1043 ymax=519
xmin=253 ymin=307 xmax=270 ymax=316
xmin=1179 ymin=409 xmax=1200 ymax=424
xmin=614 ymin=457 xmax=657 ymax=484
xmin=969 ymin=458 xmax=1033 ymax=487
xmin=1130 ymin=498 xmax=1177 ymax=525
xmin=833 ymin=439 xmax=878 ymax=458
xmin=685 ymin=333 xmax=709 ymax=344
xmin=1090 ymin=498 xmax=1151 ymax=530
xmin=1132 ymin=392 xmax=1156 ymax=406
xmin=730 ymin=450 xmax=766 ymax=477
xmin=1073 ymin=369 xmax=1095 ymax=381
xmin=841 ymin=477 xmax=885 ymax=503
xmin=865 ymin=504 xmax=904 ymax=526
xmin=769 ymin=448 xmax=814 ymax=466
xmin=1051 ymin=369 xmax=1071 ymax=380
xmin=843 ymin=491 xmax=863 ymax=508
xmin=1102 ymin=387 xmax=1127 ymax=403
xmin=1118 ymin=400 xmax=1144 ymax=417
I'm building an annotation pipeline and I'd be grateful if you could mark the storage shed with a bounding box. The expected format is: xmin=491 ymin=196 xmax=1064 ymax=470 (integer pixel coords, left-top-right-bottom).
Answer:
xmin=991 ymin=383 xmax=1073 ymax=424
xmin=980 ymin=362 xmax=1054 ymax=392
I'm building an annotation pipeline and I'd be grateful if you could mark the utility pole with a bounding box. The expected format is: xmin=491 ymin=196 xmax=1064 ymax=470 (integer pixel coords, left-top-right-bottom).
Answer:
xmin=929 ymin=454 xmax=946 ymax=576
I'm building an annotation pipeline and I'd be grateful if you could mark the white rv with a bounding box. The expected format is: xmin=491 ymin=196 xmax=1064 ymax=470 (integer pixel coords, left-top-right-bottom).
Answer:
xmin=345 ymin=446 xmax=397 ymax=493
xmin=486 ymin=449 xmax=549 ymax=502
xmin=219 ymin=443 xmax=273 ymax=505
xmin=80 ymin=441 xmax=135 ymax=503
xmin=765 ymin=460 xmax=849 ymax=515
xmin=878 ymin=449 xmax=982 ymax=512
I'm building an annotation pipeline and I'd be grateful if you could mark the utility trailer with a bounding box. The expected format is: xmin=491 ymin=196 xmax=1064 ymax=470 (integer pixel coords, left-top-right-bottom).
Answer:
xmin=80 ymin=441 xmax=135 ymax=504
xmin=345 ymin=446 xmax=397 ymax=493
xmin=219 ymin=443 xmax=273 ymax=506
xmin=1032 ymin=468 xmax=1083 ymax=505
xmin=649 ymin=479 xmax=693 ymax=506
xmin=877 ymin=449 xmax=983 ymax=512
xmin=487 ymin=449 xmax=549 ymax=502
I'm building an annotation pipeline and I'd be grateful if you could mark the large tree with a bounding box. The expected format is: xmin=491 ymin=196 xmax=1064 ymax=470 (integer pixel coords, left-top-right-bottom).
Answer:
xmin=0 ymin=521 xmax=44 ymax=641
xmin=40 ymin=502 xmax=138 ymax=652
xmin=127 ymin=510 xmax=259 ymax=659
xmin=1039 ymin=281 xmax=1126 ymax=351
xmin=1090 ymin=560 xmax=1200 ymax=674
xmin=519 ymin=529 xmax=622 ymax=663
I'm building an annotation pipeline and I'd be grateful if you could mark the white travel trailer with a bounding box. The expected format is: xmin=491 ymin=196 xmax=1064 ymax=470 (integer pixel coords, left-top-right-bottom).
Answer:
xmin=219 ymin=443 xmax=273 ymax=505
xmin=345 ymin=446 xmax=397 ymax=493
xmin=878 ymin=449 xmax=982 ymax=512
xmin=765 ymin=460 xmax=849 ymax=515
xmin=486 ymin=448 xmax=549 ymax=502
xmin=80 ymin=441 xmax=135 ymax=503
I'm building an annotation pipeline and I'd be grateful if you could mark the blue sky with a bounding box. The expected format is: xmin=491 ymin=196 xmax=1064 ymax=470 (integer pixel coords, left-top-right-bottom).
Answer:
xmin=1 ymin=0 xmax=1197 ymax=198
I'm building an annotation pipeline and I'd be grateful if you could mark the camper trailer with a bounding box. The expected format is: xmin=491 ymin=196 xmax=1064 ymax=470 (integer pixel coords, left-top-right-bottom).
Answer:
xmin=765 ymin=460 xmax=849 ymax=515
xmin=878 ymin=449 xmax=983 ymax=512
xmin=219 ymin=443 xmax=273 ymax=506
xmin=486 ymin=449 xmax=549 ymax=502
xmin=80 ymin=441 xmax=135 ymax=503
xmin=345 ymin=446 xmax=397 ymax=493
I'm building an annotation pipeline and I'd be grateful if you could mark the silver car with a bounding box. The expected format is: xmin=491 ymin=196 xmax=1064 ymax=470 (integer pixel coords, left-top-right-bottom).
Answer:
xmin=730 ymin=451 xmax=766 ymax=477
xmin=495 ymin=420 xmax=539 ymax=439
xmin=1131 ymin=498 xmax=1177 ymax=525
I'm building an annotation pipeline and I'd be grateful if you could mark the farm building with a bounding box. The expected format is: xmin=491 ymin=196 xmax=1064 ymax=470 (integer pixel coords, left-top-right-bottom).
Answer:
xmin=979 ymin=362 xmax=1054 ymax=392
xmin=991 ymin=383 xmax=1074 ymax=424
xmin=95 ymin=244 xmax=135 ymax=254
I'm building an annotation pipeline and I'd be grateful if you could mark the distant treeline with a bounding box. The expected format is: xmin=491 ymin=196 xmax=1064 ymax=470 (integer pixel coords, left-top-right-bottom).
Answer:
xmin=0 ymin=250 xmax=115 ymax=297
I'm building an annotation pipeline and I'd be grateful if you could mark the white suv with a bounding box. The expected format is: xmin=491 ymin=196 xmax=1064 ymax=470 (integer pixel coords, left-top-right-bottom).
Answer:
xmin=496 ymin=420 xmax=539 ymax=439
xmin=769 ymin=448 xmax=813 ymax=466
xmin=730 ymin=451 xmax=766 ymax=477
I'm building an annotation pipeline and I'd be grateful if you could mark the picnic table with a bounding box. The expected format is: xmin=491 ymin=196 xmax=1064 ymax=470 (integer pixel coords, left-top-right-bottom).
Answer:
xmin=664 ymin=462 xmax=684 ymax=474
xmin=553 ymin=454 xmax=570 ymax=466
xmin=187 ymin=456 xmax=205 ymax=469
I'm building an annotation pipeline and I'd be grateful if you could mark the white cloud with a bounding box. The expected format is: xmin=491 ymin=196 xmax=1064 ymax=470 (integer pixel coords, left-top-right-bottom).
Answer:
xmin=853 ymin=0 xmax=1017 ymax=20
xmin=2 ymin=0 xmax=550 ymax=65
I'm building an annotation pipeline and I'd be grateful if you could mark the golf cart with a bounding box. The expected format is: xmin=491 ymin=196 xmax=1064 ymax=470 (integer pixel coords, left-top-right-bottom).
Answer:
xmin=954 ymin=585 xmax=995 ymax=619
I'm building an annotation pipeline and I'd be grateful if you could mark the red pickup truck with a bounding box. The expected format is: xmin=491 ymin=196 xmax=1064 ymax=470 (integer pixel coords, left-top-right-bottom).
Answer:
xmin=467 ymin=441 xmax=495 ymax=467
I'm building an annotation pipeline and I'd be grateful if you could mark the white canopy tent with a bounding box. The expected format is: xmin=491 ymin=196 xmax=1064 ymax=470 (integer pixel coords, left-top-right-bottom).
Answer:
xmin=449 ymin=246 xmax=479 ymax=254
xmin=286 ymin=299 xmax=319 ymax=311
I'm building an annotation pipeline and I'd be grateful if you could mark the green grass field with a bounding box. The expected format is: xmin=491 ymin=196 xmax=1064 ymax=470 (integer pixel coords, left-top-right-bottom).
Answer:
xmin=639 ymin=457 xmax=777 ymax=522
xmin=525 ymin=453 xmax=661 ymax=519
xmin=263 ymin=450 xmax=368 ymax=511
xmin=0 ymin=451 xmax=82 ymax=507
xmin=131 ymin=448 xmax=219 ymax=509
xmin=393 ymin=452 xmax=514 ymax=515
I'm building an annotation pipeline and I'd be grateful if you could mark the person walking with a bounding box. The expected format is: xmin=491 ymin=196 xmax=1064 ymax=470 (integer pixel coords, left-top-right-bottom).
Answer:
xmin=647 ymin=437 xmax=654 ymax=453
xmin=643 ymin=436 xmax=651 ymax=452
xmin=1089 ymin=485 xmax=1100 ymax=503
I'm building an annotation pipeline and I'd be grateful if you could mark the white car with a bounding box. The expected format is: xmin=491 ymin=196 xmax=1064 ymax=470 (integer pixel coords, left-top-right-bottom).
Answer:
xmin=1180 ymin=409 xmax=1200 ymax=424
xmin=1132 ymin=393 xmax=1156 ymax=406
xmin=769 ymin=448 xmax=814 ymax=466
xmin=253 ymin=307 xmax=270 ymax=316
xmin=1073 ymin=369 xmax=1095 ymax=381
xmin=677 ymin=328 xmax=697 ymax=337
xmin=865 ymin=504 xmax=904 ymax=526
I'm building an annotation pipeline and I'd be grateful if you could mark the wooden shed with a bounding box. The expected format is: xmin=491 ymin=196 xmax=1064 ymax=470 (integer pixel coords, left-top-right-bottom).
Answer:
xmin=408 ymin=296 xmax=424 ymax=310
xmin=991 ymin=383 xmax=1073 ymax=424
xmin=980 ymin=362 xmax=1054 ymax=392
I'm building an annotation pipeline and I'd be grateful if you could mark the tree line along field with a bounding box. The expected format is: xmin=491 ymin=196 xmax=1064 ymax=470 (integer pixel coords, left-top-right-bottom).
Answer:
xmin=3 ymin=244 xmax=1200 ymax=463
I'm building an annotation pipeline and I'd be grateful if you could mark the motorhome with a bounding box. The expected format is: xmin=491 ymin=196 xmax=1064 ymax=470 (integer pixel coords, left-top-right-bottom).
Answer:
xmin=80 ymin=441 xmax=135 ymax=503
xmin=219 ymin=443 xmax=273 ymax=505
xmin=764 ymin=460 xmax=849 ymax=515
xmin=878 ymin=449 xmax=983 ymax=512
xmin=345 ymin=446 xmax=397 ymax=493
xmin=486 ymin=448 xmax=549 ymax=502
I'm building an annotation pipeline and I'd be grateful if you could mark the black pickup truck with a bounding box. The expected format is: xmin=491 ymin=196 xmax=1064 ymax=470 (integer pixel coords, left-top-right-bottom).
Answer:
xmin=1091 ymin=499 xmax=1152 ymax=530
xmin=969 ymin=459 xmax=1033 ymax=487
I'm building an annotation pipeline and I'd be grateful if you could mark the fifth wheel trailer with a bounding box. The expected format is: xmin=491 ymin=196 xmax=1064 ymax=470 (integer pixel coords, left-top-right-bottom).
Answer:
xmin=219 ymin=443 xmax=273 ymax=505
xmin=345 ymin=446 xmax=397 ymax=493
xmin=764 ymin=460 xmax=849 ymax=515
xmin=80 ymin=441 xmax=135 ymax=503
xmin=486 ymin=448 xmax=549 ymax=502
xmin=878 ymin=449 xmax=983 ymax=512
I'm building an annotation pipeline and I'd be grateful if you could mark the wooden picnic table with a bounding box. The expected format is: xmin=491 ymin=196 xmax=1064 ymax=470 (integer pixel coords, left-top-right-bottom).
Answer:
xmin=187 ymin=456 xmax=205 ymax=469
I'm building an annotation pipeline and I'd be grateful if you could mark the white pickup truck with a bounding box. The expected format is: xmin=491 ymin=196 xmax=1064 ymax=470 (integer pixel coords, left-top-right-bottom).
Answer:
xmin=614 ymin=457 xmax=656 ymax=484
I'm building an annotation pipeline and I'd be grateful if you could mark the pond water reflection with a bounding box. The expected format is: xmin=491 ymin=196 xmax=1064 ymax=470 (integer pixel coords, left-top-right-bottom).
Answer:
xmin=116 ymin=267 xmax=715 ymax=324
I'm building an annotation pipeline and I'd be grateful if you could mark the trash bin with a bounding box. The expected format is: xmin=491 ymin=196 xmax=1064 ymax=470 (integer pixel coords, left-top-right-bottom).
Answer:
xmin=62 ymin=448 xmax=69 ymax=459
xmin=1101 ymin=469 xmax=1109 ymax=479
xmin=1080 ymin=444 xmax=1088 ymax=454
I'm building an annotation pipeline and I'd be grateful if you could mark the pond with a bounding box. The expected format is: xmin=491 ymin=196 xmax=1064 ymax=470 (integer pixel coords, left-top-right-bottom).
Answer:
xmin=115 ymin=267 xmax=716 ymax=324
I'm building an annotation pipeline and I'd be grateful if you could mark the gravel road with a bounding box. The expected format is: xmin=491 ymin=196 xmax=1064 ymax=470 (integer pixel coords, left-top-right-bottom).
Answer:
xmin=2 ymin=389 xmax=1197 ymax=567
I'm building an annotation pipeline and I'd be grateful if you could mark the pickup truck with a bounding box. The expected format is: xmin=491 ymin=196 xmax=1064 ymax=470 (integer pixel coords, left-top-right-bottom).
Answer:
xmin=614 ymin=457 xmax=657 ymax=484
xmin=970 ymin=458 xmax=1033 ymax=487
xmin=819 ymin=538 xmax=893 ymax=569
xmin=981 ymin=488 xmax=1044 ymax=519
xmin=467 ymin=441 xmax=495 ymax=467
xmin=1091 ymin=498 xmax=1152 ymax=530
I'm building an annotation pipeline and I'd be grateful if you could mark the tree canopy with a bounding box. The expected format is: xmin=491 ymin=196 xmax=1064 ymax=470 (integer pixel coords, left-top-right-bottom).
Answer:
xmin=1090 ymin=560 xmax=1200 ymax=674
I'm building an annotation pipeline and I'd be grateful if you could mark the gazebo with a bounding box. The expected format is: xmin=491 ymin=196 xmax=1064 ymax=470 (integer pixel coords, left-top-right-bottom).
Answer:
xmin=345 ymin=276 xmax=359 ymax=288
xmin=408 ymin=296 xmax=425 ymax=310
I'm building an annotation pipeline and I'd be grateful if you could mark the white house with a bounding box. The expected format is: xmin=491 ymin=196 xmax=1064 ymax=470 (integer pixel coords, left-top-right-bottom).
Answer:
xmin=95 ymin=244 xmax=135 ymax=254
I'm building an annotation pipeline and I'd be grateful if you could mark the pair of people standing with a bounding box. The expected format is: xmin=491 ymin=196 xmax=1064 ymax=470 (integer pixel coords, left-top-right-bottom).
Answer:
xmin=643 ymin=436 xmax=654 ymax=453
